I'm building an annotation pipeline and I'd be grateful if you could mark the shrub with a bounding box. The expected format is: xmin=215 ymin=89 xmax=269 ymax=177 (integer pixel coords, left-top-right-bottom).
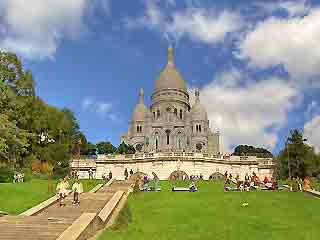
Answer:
xmin=0 ymin=167 xmax=14 ymax=183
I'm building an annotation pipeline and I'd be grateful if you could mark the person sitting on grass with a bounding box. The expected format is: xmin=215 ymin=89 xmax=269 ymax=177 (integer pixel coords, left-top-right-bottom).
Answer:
xmin=72 ymin=179 xmax=83 ymax=205
xmin=189 ymin=181 xmax=197 ymax=192
xmin=143 ymin=175 xmax=149 ymax=191
xmin=271 ymin=177 xmax=278 ymax=190
xmin=56 ymin=177 xmax=70 ymax=207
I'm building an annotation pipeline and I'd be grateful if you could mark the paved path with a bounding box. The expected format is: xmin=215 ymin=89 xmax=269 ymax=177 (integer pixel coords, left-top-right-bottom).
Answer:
xmin=0 ymin=181 xmax=130 ymax=240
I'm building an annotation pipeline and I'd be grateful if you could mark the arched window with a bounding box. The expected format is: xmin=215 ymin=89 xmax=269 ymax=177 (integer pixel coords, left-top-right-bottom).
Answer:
xmin=174 ymin=108 xmax=177 ymax=115
xmin=179 ymin=109 xmax=183 ymax=119
xmin=166 ymin=129 xmax=170 ymax=145
xmin=153 ymin=112 xmax=155 ymax=119
xmin=199 ymin=125 xmax=201 ymax=132
xmin=140 ymin=126 xmax=142 ymax=132
xmin=196 ymin=125 xmax=198 ymax=132
xmin=157 ymin=110 xmax=160 ymax=118
xmin=137 ymin=126 xmax=139 ymax=132
xmin=155 ymin=133 xmax=159 ymax=150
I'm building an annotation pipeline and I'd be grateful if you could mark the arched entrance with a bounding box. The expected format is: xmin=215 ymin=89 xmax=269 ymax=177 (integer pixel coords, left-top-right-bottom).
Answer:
xmin=168 ymin=170 xmax=189 ymax=180
xmin=209 ymin=172 xmax=224 ymax=180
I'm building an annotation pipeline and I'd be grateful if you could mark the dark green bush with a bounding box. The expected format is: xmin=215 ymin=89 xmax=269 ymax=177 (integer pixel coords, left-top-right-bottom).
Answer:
xmin=0 ymin=167 xmax=14 ymax=183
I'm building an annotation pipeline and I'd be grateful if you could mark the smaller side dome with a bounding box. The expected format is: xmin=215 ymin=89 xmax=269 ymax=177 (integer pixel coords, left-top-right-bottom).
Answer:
xmin=191 ymin=90 xmax=208 ymax=121
xmin=132 ymin=88 xmax=147 ymax=121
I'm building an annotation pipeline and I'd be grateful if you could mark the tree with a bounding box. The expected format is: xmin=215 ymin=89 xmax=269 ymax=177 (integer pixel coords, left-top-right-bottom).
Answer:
xmin=96 ymin=141 xmax=117 ymax=154
xmin=116 ymin=142 xmax=135 ymax=154
xmin=233 ymin=145 xmax=273 ymax=158
xmin=275 ymin=129 xmax=319 ymax=179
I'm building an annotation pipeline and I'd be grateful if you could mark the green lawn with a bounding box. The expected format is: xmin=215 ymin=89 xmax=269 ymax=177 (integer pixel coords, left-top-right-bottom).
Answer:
xmin=0 ymin=179 xmax=104 ymax=215
xmin=99 ymin=181 xmax=320 ymax=240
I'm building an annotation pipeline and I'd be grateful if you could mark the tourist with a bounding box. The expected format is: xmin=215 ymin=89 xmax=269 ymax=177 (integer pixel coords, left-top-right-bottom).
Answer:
xmin=245 ymin=173 xmax=249 ymax=182
xmin=263 ymin=176 xmax=269 ymax=184
xmin=109 ymin=171 xmax=113 ymax=180
xmin=56 ymin=177 xmax=69 ymax=207
xmin=235 ymin=174 xmax=239 ymax=183
xmin=271 ymin=177 xmax=278 ymax=190
xmin=124 ymin=168 xmax=129 ymax=180
xmin=88 ymin=168 xmax=93 ymax=179
xmin=152 ymin=172 xmax=159 ymax=191
xmin=229 ymin=173 xmax=232 ymax=182
xmin=224 ymin=171 xmax=228 ymax=179
xmin=143 ymin=175 xmax=149 ymax=191
xmin=130 ymin=169 xmax=134 ymax=175
xmin=200 ymin=174 xmax=203 ymax=180
xmin=189 ymin=181 xmax=197 ymax=192
xmin=72 ymin=179 xmax=83 ymax=205
xmin=13 ymin=172 xmax=17 ymax=183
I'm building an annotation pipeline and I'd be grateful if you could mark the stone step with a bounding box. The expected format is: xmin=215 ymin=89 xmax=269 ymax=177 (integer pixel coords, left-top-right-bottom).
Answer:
xmin=0 ymin=216 xmax=72 ymax=240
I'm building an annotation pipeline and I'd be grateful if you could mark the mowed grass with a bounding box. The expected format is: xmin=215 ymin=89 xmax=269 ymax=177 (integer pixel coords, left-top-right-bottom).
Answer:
xmin=0 ymin=179 xmax=104 ymax=215
xmin=99 ymin=181 xmax=320 ymax=240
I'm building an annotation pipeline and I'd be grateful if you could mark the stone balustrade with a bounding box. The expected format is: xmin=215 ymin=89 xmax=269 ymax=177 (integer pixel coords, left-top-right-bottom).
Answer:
xmin=73 ymin=152 xmax=273 ymax=166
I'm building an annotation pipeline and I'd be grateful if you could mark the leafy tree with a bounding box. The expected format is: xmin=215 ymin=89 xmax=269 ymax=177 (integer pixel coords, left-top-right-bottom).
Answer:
xmin=275 ymin=129 xmax=319 ymax=179
xmin=96 ymin=141 xmax=117 ymax=154
xmin=233 ymin=145 xmax=273 ymax=158
xmin=116 ymin=142 xmax=135 ymax=154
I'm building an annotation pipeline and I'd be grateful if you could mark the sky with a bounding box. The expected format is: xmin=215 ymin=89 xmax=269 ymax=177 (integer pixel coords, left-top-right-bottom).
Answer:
xmin=1 ymin=0 xmax=320 ymax=154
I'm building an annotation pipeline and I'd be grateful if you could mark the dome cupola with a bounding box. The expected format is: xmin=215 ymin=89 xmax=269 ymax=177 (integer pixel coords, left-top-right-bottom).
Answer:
xmin=153 ymin=47 xmax=187 ymax=92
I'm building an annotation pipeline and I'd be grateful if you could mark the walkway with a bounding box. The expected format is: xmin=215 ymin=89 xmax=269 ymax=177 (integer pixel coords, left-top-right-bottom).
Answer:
xmin=0 ymin=181 xmax=131 ymax=240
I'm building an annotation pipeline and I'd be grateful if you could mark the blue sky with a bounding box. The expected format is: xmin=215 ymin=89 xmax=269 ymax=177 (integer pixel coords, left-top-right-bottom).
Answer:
xmin=1 ymin=0 xmax=320 ymax=154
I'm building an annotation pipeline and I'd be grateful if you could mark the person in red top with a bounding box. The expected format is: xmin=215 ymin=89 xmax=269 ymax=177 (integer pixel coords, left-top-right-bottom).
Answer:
xmin=263 ymin=176 xmax=269 ymax=184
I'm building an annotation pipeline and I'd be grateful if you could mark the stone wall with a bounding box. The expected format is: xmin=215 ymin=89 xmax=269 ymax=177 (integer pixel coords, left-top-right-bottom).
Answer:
xmin=71 ymin=153 xmax=273 ymax=181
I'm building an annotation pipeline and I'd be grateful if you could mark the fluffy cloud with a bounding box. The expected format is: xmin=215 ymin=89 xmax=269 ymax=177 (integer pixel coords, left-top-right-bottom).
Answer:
xmin=254 ymin=0 xmax=310 ymax=17
xmin=126 ymin=1 xmax=243 ymax=44
xmin=0 ymin=0 xmax=110 ymax=59
xmin=304 ymin=115 xmax=320 ymax=153
xmin=81 ymin=97 xmax=116 ymax=120
xmin=237 ymin=6 xmax=320 ymax=85
xmin=190 ymin=71 xmax=301 ymax=153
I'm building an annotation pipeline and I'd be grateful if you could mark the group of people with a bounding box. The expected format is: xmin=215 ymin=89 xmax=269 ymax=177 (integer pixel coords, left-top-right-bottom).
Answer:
xmin=189 ymin=174 xmax=203 ymax=181
xmin=224 ymin=171 xmax=278 ymax=192
xmin=56 ymin=177 xmax=83 ymax=207
xmin=102 ymin=171 xmax=113 ymax=181
xmin=13 ymin=172 xmax=24 ymax=183
xmin=131 ymin=172 xmax=160 ymax=191
xmin=124 ymin=168 xmax=134 ymax=180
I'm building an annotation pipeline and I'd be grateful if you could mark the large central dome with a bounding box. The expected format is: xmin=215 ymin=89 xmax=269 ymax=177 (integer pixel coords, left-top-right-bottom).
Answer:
xmin=154 ymin=48 xmax=187 ymax=92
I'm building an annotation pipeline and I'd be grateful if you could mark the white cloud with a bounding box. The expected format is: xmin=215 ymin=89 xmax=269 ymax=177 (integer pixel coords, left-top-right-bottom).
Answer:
xmin=0 ymin=0 xmax=110 ymax=59
xmin=304 ymin=115 xmax=320 ymax=153
xmin=190 ymin=71 xmax=301 ymax=153
xmin=126 ymin=1 xmax=243 ymax=44
xmin=81 ymin=98 xmax=116 ymax=119
xmin=96 ymin=102 xmax=112 ymax=115
xmin=237 ymin=7 xmax=320 ymax=85
xmin=82 ymin=98 xmax=94 ymax=110
xmin=255 ymin=0 xmax=310 ymax=17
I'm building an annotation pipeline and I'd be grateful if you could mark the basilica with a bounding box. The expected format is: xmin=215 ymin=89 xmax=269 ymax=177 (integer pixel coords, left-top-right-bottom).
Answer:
xmin=120 ymin=48 xmax=220 ymax=154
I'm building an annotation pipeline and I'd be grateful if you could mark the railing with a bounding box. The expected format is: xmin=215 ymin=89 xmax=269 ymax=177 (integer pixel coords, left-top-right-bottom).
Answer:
xmin=74 ymin=153 xmax=273 ymax=165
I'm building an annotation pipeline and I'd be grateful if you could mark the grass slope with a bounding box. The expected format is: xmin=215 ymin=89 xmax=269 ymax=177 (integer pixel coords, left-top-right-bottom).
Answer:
xmin=0 ymin=179 xmax=104 ymax=215
xmin=99 ymin=181 xmax=320 ymax=240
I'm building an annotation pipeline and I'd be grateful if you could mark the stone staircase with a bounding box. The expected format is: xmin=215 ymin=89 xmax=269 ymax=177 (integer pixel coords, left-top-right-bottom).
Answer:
xmin=0 ymin=181 xmax=129 ymax=240
xmin=98 ymin=180 xmax=131 ymax=193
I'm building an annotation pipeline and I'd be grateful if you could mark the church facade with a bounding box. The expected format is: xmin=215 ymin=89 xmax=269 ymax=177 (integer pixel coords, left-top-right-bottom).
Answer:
xmin=120 ymin=48 xmax=219 ymax=154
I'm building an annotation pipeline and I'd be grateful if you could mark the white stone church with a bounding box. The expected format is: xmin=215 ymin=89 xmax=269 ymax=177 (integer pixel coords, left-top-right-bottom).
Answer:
xmin=72 ymin=48 xmax=274 ymax=181
xmin=120 ymin=48 xmax=220 ymax=154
